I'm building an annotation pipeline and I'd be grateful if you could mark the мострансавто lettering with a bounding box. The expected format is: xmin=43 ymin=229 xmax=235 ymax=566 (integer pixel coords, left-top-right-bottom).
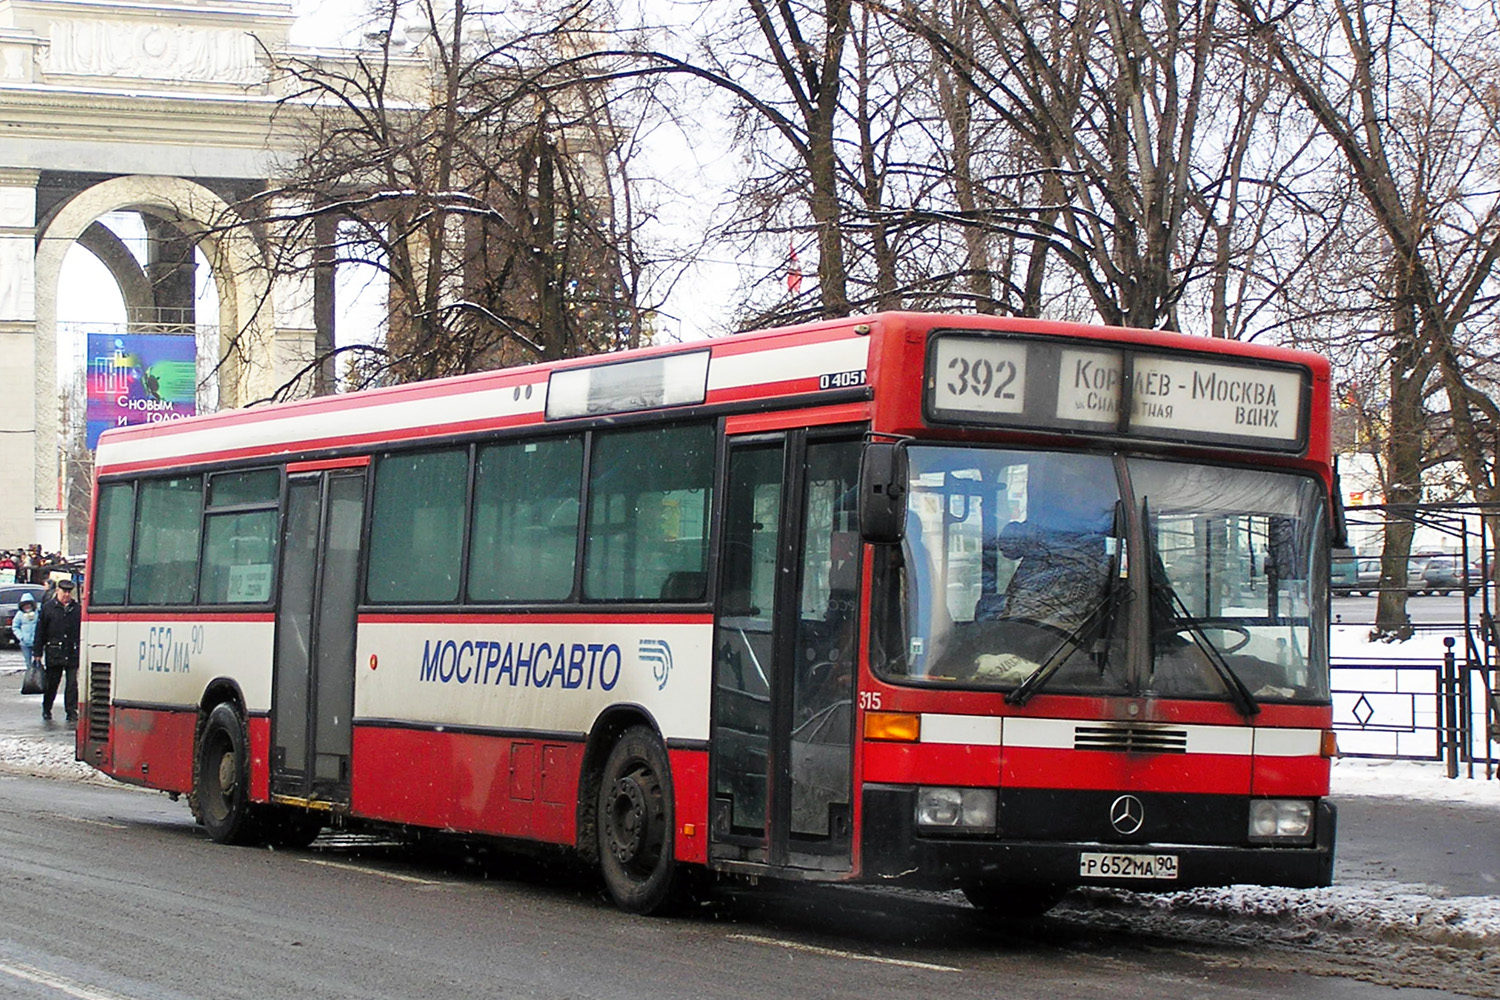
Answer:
xmin=419 ymin=639 xmax=622 ymax=690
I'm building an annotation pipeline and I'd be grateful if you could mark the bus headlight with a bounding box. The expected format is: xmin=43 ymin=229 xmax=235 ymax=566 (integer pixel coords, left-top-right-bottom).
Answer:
xmin=1248 ymin=798 xmax=1314 ymax=843
xmin=915 ymin=787 xmax=997 ymax=833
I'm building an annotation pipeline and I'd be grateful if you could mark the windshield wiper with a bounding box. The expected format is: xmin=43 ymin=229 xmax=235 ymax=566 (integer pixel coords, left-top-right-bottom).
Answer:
xmin=1142 ymin=499 xmax=1260 ymax=718
xmin=1005 ymin=585 xmax=1121 ymax=706
xmin=1007 ymin=505 xmax=1127 ymax=708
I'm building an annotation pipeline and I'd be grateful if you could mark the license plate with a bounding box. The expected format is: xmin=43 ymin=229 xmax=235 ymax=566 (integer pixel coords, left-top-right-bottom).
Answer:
xmin=1078 ymin=852 xmax=1179 ymax=880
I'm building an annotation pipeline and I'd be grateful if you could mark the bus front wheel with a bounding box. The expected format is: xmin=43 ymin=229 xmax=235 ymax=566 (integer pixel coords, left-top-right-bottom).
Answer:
xmin=596 ymin=726 xmax=684 ymax=914
xmin=191 ymin=703 xmax=260 ymax=846
xmin=962 ymin=880 xmax=1067 ymax=919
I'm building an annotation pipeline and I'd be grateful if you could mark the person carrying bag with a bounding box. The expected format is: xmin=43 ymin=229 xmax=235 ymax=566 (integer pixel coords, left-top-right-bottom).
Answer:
xmin=13 ymin=593 xmax=43 ymax=694
xmin=32 ymin=580 xmax=81 ymax=722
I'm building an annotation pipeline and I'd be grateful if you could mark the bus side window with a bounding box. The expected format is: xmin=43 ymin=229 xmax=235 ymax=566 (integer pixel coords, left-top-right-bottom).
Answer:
xmin=469 ymin=435 xmax=583 ymax=602
xmin=90 ymin=483 xmax=135 ymax=606
xmin=367 ymin=448 xmax=467 ymax=604
xmin=130 ymin=476 xmax=204 ymax=605
xmin=584 ymin=422 xmax=714 ymax=602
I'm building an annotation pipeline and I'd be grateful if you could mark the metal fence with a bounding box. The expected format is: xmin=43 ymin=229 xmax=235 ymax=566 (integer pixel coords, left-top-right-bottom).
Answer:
xmin=1332 ymin=648 xmax=1497 ymax=778
xmin=1332 ymin=501 xmax=1500 ymax=779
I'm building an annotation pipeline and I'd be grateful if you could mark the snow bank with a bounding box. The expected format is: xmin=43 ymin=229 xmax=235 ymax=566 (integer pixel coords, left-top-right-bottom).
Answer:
xmin=0 ymin=735 xmax=114 ymax=784
xmin=1071 ymin=881 xmax=1500 ymax=946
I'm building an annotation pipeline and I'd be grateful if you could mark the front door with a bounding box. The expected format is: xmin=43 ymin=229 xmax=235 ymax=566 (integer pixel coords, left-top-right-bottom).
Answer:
xmin=710 ymin=432 xmax=861 ymax=871
xmin=272 ymin=470 xmax=366 ymax=803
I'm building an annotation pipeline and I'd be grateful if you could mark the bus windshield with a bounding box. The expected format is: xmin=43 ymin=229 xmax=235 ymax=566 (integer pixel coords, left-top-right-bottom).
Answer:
xmin=874 ymin=446 xmax=1329 ymax=703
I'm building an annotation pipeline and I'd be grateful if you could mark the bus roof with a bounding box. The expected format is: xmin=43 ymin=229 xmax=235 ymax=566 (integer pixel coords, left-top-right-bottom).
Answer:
xmin=94 ymin=312 xmax=1329 ymax=476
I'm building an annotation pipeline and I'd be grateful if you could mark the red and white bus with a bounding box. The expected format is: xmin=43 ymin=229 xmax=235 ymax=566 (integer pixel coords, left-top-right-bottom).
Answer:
xmin=78 ymin=311 xmax=1337 ymax=914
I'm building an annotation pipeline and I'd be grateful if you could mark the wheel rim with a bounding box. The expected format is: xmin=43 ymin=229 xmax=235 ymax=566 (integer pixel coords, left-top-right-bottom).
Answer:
xmin=605 ymin=762 xmax=663 ymax=876
xmin=216 ymin=748 xmax=237 ymax=797
xmin=203 ymin=733 xmax=235 ymax=824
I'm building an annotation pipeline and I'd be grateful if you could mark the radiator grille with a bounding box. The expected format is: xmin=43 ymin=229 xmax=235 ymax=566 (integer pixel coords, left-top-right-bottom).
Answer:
xmin=86 ymin=661 xmax=110 ymax=761
xmin=1074 ymin=724 xmax=1189 ymax=754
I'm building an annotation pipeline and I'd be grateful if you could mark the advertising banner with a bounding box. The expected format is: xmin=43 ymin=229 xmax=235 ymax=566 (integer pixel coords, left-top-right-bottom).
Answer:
xmin=85 ymin=334 xmax=198 ymax=449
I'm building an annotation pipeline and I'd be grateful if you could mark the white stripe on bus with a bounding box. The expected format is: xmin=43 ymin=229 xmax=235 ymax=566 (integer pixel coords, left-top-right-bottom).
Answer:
xmin=99 ymin=381 xmax=546 ymax=469
xmin=920 ymin=713 xmax=1003 ymax=745
xmin=919 ymin=714 xmax=1323 ymax=757
xmin=706 ymin=338 xmax=870 ymax=391
xmin=1252 ymin=727 xmax=1325 ymax=756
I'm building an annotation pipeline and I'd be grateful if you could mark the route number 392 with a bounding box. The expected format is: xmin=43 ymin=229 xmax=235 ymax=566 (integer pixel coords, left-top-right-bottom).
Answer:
xmin=947 ymin=354 xmax=1019 ymax=401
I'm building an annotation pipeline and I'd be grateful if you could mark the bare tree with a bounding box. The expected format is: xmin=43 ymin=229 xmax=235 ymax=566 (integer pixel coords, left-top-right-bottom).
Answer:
xmin=237 ymin=0 xmax=661 ymax=396
xmin=886 ymin=0 xmax=1288 ymax=332
xmin=1236 ymin=0 xmax=1500 ymax=633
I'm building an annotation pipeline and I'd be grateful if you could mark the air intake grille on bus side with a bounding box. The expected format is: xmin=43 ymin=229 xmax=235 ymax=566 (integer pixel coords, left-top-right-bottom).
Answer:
xmin=86 ymin=662 xmax=110 ymax=762
xmin=1073 ymin=725 xmax=1189 ymax=754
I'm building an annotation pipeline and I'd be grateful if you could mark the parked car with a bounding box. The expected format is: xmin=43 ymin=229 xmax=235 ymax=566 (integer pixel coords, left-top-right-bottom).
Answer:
xmin=1420 ymin=556 xmax=1483 ymax=596
xmin=0 ymin=583 xmax=42 ymax=647
xmin=1338 ymin=557 xmax=1428 ymax=597
xmin=1331 ymin=555 xmax=1358 ymax=596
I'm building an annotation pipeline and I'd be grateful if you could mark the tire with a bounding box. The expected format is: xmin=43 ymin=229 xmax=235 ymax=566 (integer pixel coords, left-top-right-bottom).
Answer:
xmin=191 ymin=703 xmax=262 ymax=845
xmin=962 ymin=880 xmax=1067 ymax=919
xmin=261 ymin=806 xmax=325 ymax=849
xmin=596 ymin=726 xmax=685 ymax=914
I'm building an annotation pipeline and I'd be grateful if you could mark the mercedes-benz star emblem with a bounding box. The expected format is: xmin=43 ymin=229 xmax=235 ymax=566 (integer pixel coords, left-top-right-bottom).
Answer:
xmin=1109 ymin=794 xmax=1145 ymax=835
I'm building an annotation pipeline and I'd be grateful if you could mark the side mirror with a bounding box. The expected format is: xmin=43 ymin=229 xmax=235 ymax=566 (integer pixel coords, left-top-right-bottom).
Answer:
xmin=859 ymin=442 xmax=908 ymax=544
xmin=1329 ymin=456 xmax=1349 ymax=549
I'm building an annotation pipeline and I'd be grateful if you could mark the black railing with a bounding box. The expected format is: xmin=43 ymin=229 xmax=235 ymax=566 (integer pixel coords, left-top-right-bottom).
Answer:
xmin=1331 ymin=650 xmax=1497 ymax=777
xmin=1332 ymin=500 xmax=1500 ymax=779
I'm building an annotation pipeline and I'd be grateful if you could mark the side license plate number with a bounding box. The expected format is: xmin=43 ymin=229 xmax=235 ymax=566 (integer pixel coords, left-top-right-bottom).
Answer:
xmin=1078 ymin=852 xmax=1179 ymax=880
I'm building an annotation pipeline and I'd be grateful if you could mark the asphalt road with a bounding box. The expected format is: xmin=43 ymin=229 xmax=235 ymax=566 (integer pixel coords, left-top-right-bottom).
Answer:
xmin=0 ymin=775 xmax=1468 ymax=1000
xmin=0 ymin=650 xmax=1495 ymax=998
xmin=1332 ymin=592 xmax=1489 ymax=628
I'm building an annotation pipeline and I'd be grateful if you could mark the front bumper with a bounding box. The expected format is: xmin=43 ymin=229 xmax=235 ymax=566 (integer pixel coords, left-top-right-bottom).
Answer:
xmin=860 ymin=785 xmax=1336 ymax=891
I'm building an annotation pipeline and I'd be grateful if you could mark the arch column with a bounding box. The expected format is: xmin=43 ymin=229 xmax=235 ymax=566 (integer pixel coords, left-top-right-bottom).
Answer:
xmin=77 ymin=222 xmax=155 ymax=321
xmin=0 ymin=167 xmax=51 ymax=549
xmin=267 ymin=195 xmax=320 ymax=400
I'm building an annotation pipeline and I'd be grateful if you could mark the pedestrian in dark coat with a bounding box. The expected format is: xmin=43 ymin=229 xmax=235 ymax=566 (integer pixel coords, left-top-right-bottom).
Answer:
xmin=33 ymin=579 xmax=81 ymax=723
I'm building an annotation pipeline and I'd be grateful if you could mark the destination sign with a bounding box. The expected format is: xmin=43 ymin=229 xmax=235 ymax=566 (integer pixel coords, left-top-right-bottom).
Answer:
xmin=926 ymin=333 xmax=1308 ymax=452
xmin=930 ymin=336 xmax=1029 ymax=417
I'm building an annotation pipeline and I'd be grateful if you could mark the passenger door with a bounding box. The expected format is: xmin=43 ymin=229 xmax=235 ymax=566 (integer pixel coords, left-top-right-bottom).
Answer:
xmin=272 ymin=468 xmax=366 ymax=803
xmin=710 ymin=432 xmax=861 ymax=871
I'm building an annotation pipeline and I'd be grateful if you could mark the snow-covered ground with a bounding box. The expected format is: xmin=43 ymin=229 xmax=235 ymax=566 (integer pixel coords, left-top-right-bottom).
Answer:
xmin=1331 ymin=623 xmax=1466 ymax=662
xmin=1334 ymin=754 xmax=1500 ymax=805
xmin=0 ymin=733 xmax=109 ymax=785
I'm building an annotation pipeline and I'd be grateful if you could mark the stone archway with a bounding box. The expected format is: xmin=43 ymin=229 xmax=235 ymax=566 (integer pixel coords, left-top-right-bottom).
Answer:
xmin=0 ymin=0 xmax=325 ymax=552
xmin=31 ymin=176 xmax=285 ymax=545
xmin=75 ymin=223 xmax=155 ymax=320
xmin=35 ymin=174 xmax=280 ymax=414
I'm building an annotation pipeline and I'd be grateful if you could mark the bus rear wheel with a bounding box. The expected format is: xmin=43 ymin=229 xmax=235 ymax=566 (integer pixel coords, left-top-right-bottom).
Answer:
xmin=261 ymin=806 xmax=324 ymax=849
xmin=597 ymin=726 xmax=684 ymax=914
xmin=192 ymin=703 xmax=261 ymax=846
